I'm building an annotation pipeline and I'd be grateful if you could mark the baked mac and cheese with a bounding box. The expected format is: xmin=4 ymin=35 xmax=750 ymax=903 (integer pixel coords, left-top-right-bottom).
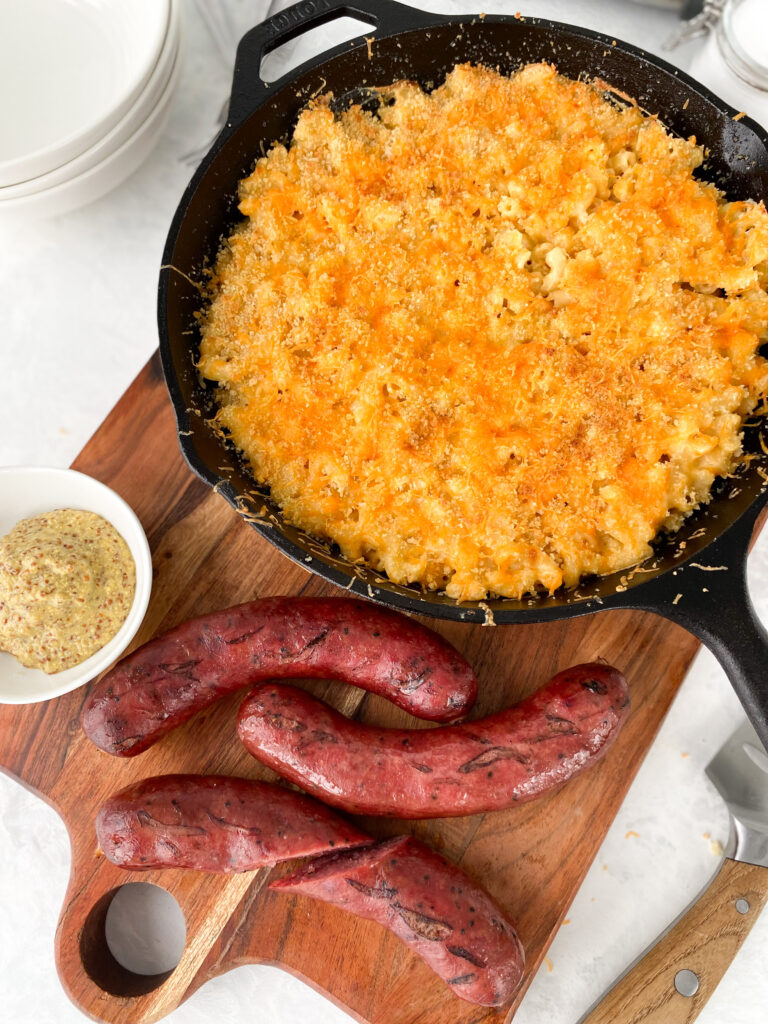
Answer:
xmin=199 ymin=63 xmax=768 ymax=601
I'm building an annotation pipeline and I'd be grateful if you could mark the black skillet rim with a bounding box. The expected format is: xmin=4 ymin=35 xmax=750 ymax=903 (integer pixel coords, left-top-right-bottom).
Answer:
xmin=158 ymin=3 xmax=768 ymax=626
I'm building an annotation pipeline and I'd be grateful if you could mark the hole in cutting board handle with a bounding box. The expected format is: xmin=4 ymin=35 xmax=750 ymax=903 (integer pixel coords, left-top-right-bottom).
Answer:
xmin=80 ymin=883 xmax=186 ymax=997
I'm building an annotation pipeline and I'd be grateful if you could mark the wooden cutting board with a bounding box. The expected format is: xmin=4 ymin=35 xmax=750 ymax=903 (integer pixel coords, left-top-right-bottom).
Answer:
xmin=0 ymin=352 xmax=701 ymax=1024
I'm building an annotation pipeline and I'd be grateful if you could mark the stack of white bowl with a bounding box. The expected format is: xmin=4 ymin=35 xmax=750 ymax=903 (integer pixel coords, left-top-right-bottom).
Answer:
xmin=0 ymin=0 xmax=181 ymax=221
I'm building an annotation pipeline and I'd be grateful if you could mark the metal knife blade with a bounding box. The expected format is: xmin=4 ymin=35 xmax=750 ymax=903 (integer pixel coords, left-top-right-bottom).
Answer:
xmin=577 ymin=719 xmax=768 ymax=1024
xmin=706 ymin=719 xmax=768 ymax=868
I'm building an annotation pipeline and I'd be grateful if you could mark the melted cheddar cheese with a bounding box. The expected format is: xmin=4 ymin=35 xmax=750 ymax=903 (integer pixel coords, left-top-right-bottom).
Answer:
xmin=199 ymin=63 xmax=768 ymax=601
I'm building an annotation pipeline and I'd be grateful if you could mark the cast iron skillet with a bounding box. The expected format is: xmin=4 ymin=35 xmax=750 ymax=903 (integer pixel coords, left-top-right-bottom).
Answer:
xmin=158 ymin=0 xmax=768 ymax=748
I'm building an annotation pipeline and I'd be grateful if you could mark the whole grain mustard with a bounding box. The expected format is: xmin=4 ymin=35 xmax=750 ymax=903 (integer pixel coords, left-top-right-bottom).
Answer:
xmin=0 ymin=509 xmax=135 ymax=674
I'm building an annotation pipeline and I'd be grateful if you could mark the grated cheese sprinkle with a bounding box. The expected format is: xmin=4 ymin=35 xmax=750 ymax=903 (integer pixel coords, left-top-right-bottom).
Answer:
xmin=199 ymin=63 xmax=768 ymax=601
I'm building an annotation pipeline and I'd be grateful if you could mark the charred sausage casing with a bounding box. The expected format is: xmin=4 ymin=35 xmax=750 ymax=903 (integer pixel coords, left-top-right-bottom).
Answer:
xmin=270 ymin=835 xmax=525 ymax=1007
xmin=96 ymin=774 xmax=372 ymax=872
xmin=82 ymin=597 xmax=478 ymax=756
xmin=238 ymin=663 xmax=630 ymax=817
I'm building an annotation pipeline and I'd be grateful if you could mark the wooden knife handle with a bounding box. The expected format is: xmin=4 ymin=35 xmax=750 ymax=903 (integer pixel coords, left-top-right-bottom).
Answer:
xmin=581 ymin=858 xmax=768 ymax=1024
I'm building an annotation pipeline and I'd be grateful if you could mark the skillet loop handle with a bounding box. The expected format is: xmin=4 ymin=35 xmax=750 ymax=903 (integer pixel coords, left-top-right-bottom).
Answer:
xmin=649 ymin=498 xmax=768 ymax=752
xmin=228 ymin=0 xmax=440 ymax=126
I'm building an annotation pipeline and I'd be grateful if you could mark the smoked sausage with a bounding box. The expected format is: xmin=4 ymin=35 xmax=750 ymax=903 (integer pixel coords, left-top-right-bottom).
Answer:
xmin=238 ymin=663 xmax=630 ymax=817
xmin=270 ymin=835 xmax=525 ymax=1007
xmin=95 ymin=774 xmax=373 ymax=872
xmin=82 ymin=597 xmax=477 ymax=756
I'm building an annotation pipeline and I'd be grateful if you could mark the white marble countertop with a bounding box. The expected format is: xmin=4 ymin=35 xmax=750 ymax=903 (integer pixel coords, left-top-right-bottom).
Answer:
xmin=1 ymin=1 xmax=767 ymax=1022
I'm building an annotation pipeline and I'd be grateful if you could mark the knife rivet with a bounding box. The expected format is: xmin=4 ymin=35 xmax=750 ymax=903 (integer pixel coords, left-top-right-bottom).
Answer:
xmin=735 ymin=898 xmax=750 ymax=914
xmin=674 ymin=969 xmax=699 ymax=997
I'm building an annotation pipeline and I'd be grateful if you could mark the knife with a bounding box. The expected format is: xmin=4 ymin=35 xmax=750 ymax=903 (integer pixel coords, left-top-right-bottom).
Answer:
xmin=579 ymin=720 xmax=768 ymax=1024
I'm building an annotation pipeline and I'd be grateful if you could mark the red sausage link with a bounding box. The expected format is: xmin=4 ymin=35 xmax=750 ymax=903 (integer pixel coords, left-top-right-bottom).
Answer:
xmin=95 ymin=774 xmax=373 ymax=872
xmin=82 ymin=597 xmax=477 ymax=756
xmin=238 ymin=663 xmax=629 ymax=817
xmin=270 ymin=835 xmax=525 ymax=1007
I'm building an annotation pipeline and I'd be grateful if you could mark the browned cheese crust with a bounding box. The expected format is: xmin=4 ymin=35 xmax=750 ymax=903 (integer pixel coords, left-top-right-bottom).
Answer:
xmin=199 ymin=63 xmax=768 ymax=600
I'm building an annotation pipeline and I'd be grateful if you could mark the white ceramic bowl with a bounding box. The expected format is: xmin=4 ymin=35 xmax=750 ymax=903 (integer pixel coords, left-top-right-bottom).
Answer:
xmin=0 ymin=467 xmax=152 ymax=704
xmin=0 ymin=0 xmax=170 ymax=187
xmin=0 ymin=0 xmax=181 ymax=202
xmin=0 ymin=28 xmax=182 ymax=223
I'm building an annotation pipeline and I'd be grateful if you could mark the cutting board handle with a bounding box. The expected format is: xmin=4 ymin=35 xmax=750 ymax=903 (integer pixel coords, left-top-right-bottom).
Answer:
xmin=579 ymin=857 xmax=768 ymax=1024
xmin=0 ymin=353 xmax=720 ymax=1024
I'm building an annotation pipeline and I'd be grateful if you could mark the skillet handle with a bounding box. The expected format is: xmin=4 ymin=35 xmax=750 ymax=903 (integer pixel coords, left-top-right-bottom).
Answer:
xmin=643 ymin=499 xmax=768 ymax=752
xmin=228 ymin=0 xmax=442 ymax=125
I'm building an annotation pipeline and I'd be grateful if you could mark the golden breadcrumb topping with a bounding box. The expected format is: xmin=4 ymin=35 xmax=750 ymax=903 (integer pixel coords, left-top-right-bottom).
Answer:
xmin=199 ymin=63 xmax=768 ymax=601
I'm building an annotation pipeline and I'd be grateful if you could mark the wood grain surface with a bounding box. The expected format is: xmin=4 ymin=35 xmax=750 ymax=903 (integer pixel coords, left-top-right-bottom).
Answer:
xmin=580 ymin=857 xmax=768 ymax=1024
xmin=0 ymin=352 xmax=703 ymax=1024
